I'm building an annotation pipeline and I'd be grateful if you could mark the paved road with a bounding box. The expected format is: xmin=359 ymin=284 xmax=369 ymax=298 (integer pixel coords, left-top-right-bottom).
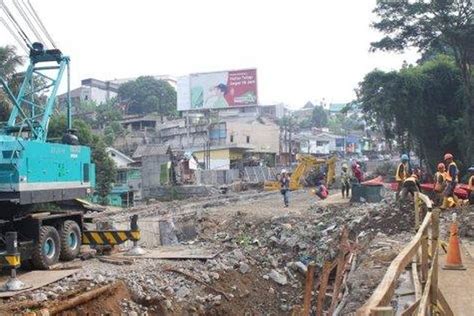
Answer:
xmin=438 ymin=241 xmax=474 ymax=315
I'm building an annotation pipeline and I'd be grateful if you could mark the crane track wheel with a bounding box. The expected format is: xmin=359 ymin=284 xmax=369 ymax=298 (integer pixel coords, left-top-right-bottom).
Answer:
xmin=60 ymin=220 xmax=81 ymax=261
xmin=32 ymin=226 xmax=60 ymax=270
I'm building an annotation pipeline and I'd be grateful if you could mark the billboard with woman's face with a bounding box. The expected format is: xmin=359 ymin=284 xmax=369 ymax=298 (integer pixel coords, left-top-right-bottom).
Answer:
xmin=177 ymin=69 xmax=258 ymax=111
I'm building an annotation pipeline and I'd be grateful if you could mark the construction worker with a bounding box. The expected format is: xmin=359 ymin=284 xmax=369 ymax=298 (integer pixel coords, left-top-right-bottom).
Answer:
xmin=280 ymin=169 xmax=290 ymax=207
xmin=341 ymin=163 xmax=351 ymax=198
xmin=468 ymin=166 xmax=474 ymax=205
xmin=400 ymin=170 xmax=421 ymax=201
xmin=395 ymin=154 xmax=410 ymax=200
xmin=442 ymin=153 xmax=458 ymax=209
xmin=433 ymin=163 xmax=447 ymax=206
xmin=351 ymin=161 xmax=363 ymax=183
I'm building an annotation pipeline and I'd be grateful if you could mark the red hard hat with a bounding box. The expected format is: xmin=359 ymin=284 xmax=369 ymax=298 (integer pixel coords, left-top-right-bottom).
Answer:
xmin=444 ymin=153 xmax=453 ymax=161
xmin=437 ymin=163 xmax=445 ymax=171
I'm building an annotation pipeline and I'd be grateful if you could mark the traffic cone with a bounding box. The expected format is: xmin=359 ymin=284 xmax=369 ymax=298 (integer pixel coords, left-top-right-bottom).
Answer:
xmin=443 ymin=213 xmax=466 ymax=270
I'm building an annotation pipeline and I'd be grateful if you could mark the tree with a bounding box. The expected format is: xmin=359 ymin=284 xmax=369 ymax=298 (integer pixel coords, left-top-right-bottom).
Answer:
xmin=328 ymin=113 xmax=365 ymax=135
xmin=0 ymin=46 xmax=23 ymax=121
xmin=357 ymin=55 xmax=467 ymax=170
xmin=95 ymin=98 xmax=123 ymax=129
xmin=48 ymin=115 xmax=117 ymax=204
xmin=370 ymin=0 xmax=473 ymax=164
xmin=311 ymin=106 xmax=328 ymax=128
xmin=117 ymin=76 xmax=177 ymax=119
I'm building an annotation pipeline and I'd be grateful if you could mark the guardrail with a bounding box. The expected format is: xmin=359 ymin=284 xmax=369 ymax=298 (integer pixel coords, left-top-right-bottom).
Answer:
xmin=357 ymin=192 xmax=453 ymax=315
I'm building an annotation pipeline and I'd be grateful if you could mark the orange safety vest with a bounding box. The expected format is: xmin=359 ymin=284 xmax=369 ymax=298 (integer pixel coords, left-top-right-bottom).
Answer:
xmin=395 ymin=163 xmax=408 ymax=182
xmin=445 ymin=162 xmax=458 ymax=182
xmin=469 ymin=175 xmax=474 ymax=191
xmin=434 ymin=171 xmax=446 ymax=192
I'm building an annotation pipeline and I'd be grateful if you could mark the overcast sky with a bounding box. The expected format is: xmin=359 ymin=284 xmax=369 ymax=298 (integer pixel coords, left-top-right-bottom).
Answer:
xmin=0 ymin=0 xmax=419 ymax=109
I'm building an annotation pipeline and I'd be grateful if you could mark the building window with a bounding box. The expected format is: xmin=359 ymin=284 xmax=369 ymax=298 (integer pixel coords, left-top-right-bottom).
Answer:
xmin=230 ymin=135 xmax=234 ymax=143
xmin=246 ymin=136 xmax=250 ymax=143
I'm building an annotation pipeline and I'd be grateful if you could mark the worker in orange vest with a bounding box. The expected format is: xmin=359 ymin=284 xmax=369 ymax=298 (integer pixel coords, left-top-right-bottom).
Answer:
xmin=468 ymin=166 xmax=474 ymax=205
xmin=395 ymin=154 xmax=410 ymax=200
xmin=433 ymin=163 xmax=446 ymax=206
xmin=442 ymin=153 xmax=459 ymax=209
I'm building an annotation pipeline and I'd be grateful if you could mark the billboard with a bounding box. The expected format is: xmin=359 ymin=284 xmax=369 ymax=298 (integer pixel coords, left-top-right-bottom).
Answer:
xmin=177 ymin=69 xmax=257 ymax=111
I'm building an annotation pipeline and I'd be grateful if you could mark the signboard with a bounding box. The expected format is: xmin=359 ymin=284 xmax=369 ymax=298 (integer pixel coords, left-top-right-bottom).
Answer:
xmin=177 ymin=69 xmax=257 ymax=111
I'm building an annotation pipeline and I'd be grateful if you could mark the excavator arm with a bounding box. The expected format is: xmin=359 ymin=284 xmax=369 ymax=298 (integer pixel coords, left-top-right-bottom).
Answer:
xmin=264 ymin=155 xmax=336 ymax=191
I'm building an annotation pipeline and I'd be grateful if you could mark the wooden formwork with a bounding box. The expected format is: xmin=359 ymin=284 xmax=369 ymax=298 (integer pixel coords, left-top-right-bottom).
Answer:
xmin=295 ymin=227 xmax=357 ymax=316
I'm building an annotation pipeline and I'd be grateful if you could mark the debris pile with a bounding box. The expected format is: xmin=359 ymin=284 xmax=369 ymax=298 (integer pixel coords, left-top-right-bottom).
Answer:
xmin=3 ymin=190 xmax=461 ymax=315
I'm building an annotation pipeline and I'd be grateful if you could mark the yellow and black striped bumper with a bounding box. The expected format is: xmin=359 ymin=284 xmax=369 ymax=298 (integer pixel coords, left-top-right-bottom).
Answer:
xmin=82 ymin=230 xmax=140 ymax=246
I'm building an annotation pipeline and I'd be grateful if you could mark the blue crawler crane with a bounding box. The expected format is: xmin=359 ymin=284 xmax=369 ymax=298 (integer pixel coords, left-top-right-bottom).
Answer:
xmin=0 ymin=43 xmax=95 ymax=208
xmin=0 ymin=1 xmax=142 ymax=279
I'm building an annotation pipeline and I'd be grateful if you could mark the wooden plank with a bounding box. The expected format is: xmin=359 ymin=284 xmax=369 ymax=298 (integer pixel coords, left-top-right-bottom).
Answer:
xmin=417 ymin=192 xmax=433 ymax=209
xmin=328 ymin=229 xmax=349 ymax=315
xmin=421 ymin=226 xmax=429 ymax=282
xmin=0 ymin=269 xmax=80 ymax=298
xmin=430 ymin=209 xmax=440 ymax=304
xmin=401 ymin=299 xmax=420 ymax=316
xmin=417 ymin=250 xmax=437 ymax=316
xmin=357 ymin=212 xmax=432 ymax=315
xmin=437 ymin=288 xmax=453 ymax=316
xmin=411 ymin=262 xmax=422 ymax=300
xmin=316 ymin=261 xmax=331 ymax=316
xmin=302 ymin=263 xmax=316 ymax=316
xmin=414 ymin=192 xmax=420 ymax=231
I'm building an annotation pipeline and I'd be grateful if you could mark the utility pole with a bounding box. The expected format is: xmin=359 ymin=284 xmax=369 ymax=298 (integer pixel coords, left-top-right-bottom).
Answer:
xmin=288 ymin=116 xmax=292 ymax=167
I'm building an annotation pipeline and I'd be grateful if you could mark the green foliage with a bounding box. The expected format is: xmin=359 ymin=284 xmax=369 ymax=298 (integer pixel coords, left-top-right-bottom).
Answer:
xmin=327 ymin=113 xmax=364 ymax=134
xmin=0 ymin=46 xmax=23 ymax=121
xmin=75 ymin=100 xmax=97 ymax=113
xmin=297 ymin=106 xmax=329 ymax=129
xmin=357 ymin=55 xmax=468 ymax=170
xmin=48 ymin=115 xmax=116 ymax=204
xmin=311 ymin=106 xmax=328 ymax=128
xmin=371 ymin=0 xmax=473 ymax=166
xmin=91 ymin=137 xmax=117 ymax=205
xmin=118 ymin=76 xmax=177 ymax=117
xmin=96 ymin=98 xmax=122 ymax=128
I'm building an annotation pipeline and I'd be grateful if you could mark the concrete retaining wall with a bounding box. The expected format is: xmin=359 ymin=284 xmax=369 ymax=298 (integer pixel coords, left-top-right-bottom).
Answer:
xmin=195 ymin=166 xmax=277 ymax=186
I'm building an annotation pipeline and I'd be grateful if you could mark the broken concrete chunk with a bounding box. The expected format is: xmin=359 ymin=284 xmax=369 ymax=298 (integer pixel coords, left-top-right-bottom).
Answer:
xmin=268 ymin=269 xmax=288 ymax=285
xmin=239 ymin=262 xmax=251 ymax=274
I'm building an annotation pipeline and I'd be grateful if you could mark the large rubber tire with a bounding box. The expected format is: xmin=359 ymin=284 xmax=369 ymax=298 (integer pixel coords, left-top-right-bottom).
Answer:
xmin=32 ymin=226 xmax=61 ymax=270
xmin=59 ymin=220 xmax=82 ymax=261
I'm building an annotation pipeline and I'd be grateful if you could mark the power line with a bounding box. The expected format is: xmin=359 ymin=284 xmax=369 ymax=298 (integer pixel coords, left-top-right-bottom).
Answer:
xmin=25 ymin=0 xmax=56 ymax=48
xmin=12 ymin=0 xmax=46 ymax=44
xmin=0 ymin=16 xmax=28 ymax=53
xmin=0 ymin=0 xmax=32 ymax=47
